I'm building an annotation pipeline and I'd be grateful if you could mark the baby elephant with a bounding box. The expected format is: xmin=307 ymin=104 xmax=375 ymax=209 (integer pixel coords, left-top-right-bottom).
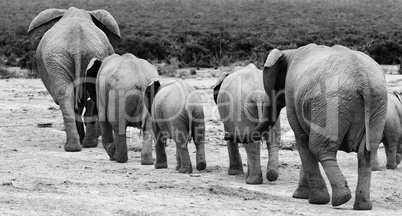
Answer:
xmin=379 ymin=92 xmax=402 ymax=169
xmin=144 ymin=79 xmax=206 ymax=173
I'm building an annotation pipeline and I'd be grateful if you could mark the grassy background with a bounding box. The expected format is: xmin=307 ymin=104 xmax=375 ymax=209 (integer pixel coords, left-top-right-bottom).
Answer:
xmin=1 ymin=0 xmax=402 ymax=74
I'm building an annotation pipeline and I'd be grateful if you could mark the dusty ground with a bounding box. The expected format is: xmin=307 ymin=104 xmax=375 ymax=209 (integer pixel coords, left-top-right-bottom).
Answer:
xmin=1 ymin=74 xmax=402 ymax=216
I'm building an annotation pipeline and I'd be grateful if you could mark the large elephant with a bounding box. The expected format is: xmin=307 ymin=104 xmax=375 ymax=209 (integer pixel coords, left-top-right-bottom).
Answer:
xmin=144 ymin=79 xmax=206 ymax=173
xmin=377 ymin=92 xmax=402 ymax=169
xmin=261 ymin=44 xmax=387 ymax=210
xmin=28 ymin=7 xmax=121 ymax=152
xmin=85 ymin=53 xmax=158 ymax=164
xmin=213 ymin=64 xmax=281 ymax=184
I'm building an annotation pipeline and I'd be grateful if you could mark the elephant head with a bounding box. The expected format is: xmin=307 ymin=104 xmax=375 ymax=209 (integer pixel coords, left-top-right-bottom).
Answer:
xmin=28 ymin=7 xmax=121 ymax=50
xmin=144 ymin=80 xmax=161 ymax=116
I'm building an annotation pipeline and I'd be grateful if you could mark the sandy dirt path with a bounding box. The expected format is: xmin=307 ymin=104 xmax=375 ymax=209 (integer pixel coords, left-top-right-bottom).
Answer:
xmin=0 ymin=77 xmax=402 ymax=215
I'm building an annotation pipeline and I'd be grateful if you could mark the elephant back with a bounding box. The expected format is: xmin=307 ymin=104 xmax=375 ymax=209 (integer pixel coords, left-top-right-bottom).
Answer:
xmin=217 ymin=63 xmax=266 ymax=104
xmin=28 ymin=7 xmax=121 ymax=50
xmin=216 ymin=64 xmax=267 ymax=134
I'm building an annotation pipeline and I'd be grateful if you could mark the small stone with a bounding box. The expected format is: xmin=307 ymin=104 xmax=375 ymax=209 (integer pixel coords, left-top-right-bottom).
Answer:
xmin=2 ymin=182 xmax=12 ymax=186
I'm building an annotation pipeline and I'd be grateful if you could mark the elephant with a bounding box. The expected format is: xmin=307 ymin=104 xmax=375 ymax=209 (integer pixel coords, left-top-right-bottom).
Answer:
xmin=376 ymin=92 xmax=402 ymax=169
xmin=28 ymin=7 xmax=121 ymax=152
xmin=85 ymin=53 xmax=158 ymax=164
xmin=144 ymin=78 xmax=206 ymax=173
xmin=213 ymin=64 xmax=280 ymax=184
xmin=260 ymin=44 xmax=387 ymax=210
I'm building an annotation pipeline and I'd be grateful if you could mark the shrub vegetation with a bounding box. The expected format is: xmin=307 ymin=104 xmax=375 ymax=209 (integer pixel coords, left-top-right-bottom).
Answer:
xmin=1 ymin=0 xmax=402 ymax=74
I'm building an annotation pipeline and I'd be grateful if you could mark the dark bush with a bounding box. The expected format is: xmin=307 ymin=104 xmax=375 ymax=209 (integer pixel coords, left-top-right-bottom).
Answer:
xmin=182 ymin=44 xmax=208 ymax=65
xmin=5 ymin=55 xmax=17 ymax=66
xmin=199 ymin=32 xmax=231 ymax=60
xmin=368 ymin=41 xmax=402 ymax=65
xmin=15 ymin=25 xmax=27 ymax=36
xmin=0 ymin=66 xmax=11 ymax=79
xmin=117 ymin=36 xmax=169 ymax=60
xmin=18 ymin=51 xmax=37 ymax=72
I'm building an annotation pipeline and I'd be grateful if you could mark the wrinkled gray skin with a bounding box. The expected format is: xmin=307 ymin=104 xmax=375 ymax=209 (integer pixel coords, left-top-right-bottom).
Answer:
xmin=375 ymin=92 xmax=402 ymax=170
xmin=85 ymin=53 xmax=158 ymax=164
xmin=28 ymin=7 xmax=120 ymax=152
xmin=261 ymin=44 xmax=387 ymax=210
xmin=213 ymin=64 xmax=280 ymax=184
xmin=144 ymin=79 xmax=206 ymax=173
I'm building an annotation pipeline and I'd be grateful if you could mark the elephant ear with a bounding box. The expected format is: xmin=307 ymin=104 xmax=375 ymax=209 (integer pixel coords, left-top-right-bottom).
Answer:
xmin=89 ymin=10 xmax=121 ymax=50
xmin=28 ymin=9 xmax=67 ymax=48
xmin=264 ymin=49 xmax=283 ymax=67
xmin=262 ymin=49 xmax=287 ymax=125
xmin=84 ymin=58 xmax=102 ymax=108
xmin=262 ymin=49 xmax=287 ymax=97
xmin=212 ymin=72 xmax=230 ymax=104
xmin=144 ymin=80 xmax=161 ymax=116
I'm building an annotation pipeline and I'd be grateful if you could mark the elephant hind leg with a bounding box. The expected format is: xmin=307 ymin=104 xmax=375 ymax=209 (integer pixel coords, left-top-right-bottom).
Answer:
xmin=57 ymin=91 xmax=82 ymax=152
xmin=99 ymin=117 xmax=115 ymax=160
xmin=383 ymin=136 xmax=398 ymax=169
xmin=226 ymin=140 xmax=244 ymax=175
xmin=319 ymin=154 xmax=351 ymax=207
xmin=397 ymin=139 xmax=402 ymax=165
xmin=173 ymin=131 xmax=192 ymax=173
xmin=243 ymin=141 xmax=263 ymax=184
xmin=311 ymin=139 xmax=351 ymax=207
xmin=266 ymin=120 xmax=280 ymax=182
xmin=192 ymin=120 xmax=206 ymax=171
xmin=175 ymin=142 xmax=181 ymax=171
xmin=287 ymin=106 xmax=329 ymax=203
xmin=111 ymin=122 xmax=128 ymax=163
xmin=82 ymin=99 xmax=99 ymax=148
xmin=293 ymin=139 xmax=330 ymax=204
xmin=154 ymin=126 xmax=168 ymax=169
xmin=353 ymin=136 xmax=373 ymax=210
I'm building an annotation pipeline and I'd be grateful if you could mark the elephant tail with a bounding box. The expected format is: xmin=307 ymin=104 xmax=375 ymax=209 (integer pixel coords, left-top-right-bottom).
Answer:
xmin=74 ymin=52 xmax=84 ymax=113
xmin=362 ymin=85 xmax=371 ymax=152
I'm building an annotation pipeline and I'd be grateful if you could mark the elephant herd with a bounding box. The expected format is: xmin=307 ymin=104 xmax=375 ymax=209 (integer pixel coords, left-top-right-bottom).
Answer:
xmin=27 ymin=7 xmax=402 ymax=211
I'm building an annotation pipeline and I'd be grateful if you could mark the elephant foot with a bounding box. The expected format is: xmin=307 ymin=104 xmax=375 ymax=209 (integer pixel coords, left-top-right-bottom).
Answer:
xmin=245 ymin=170 xmax=263 ymax=184
xmin=331 ymin=187 xmax=351 ymax=207
xmin=292 ymin=186 xmax=310 ymax=199
xmin=82 ymin=138 xmax=98 ymax=148
xmin=64 ymin=140 xmax=82 ymax=152
xmin=353 ymin=198 xmax=372 ymax=210
xmin=106 ymin=143 xmax=116 ymax=160
xmin=309 ymin=189 xmax=330 ymax=204
xmin=266 ymin=169 xmax=279 ymax=182
xmin=228 ymin=167 xmax=244 ymax=175
xmin=196 ymin=161 xmax=206 ymax=171
xmin=371 ymin=164 xmax=381 ymax=171
xmin=115 ymin=153 xmax=128 ymax=163
xmin=396 ymin=154 xmax=401 ymax=165
xmin=178 ymin=165 xmax=193 ymax=174
xmin=155 ymin=162 xmax=168 ymax=169
xmin=386 ymin=162 xmax=397 ymax=170
xmin=141 ymin=153 xmax=154 ymax=165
